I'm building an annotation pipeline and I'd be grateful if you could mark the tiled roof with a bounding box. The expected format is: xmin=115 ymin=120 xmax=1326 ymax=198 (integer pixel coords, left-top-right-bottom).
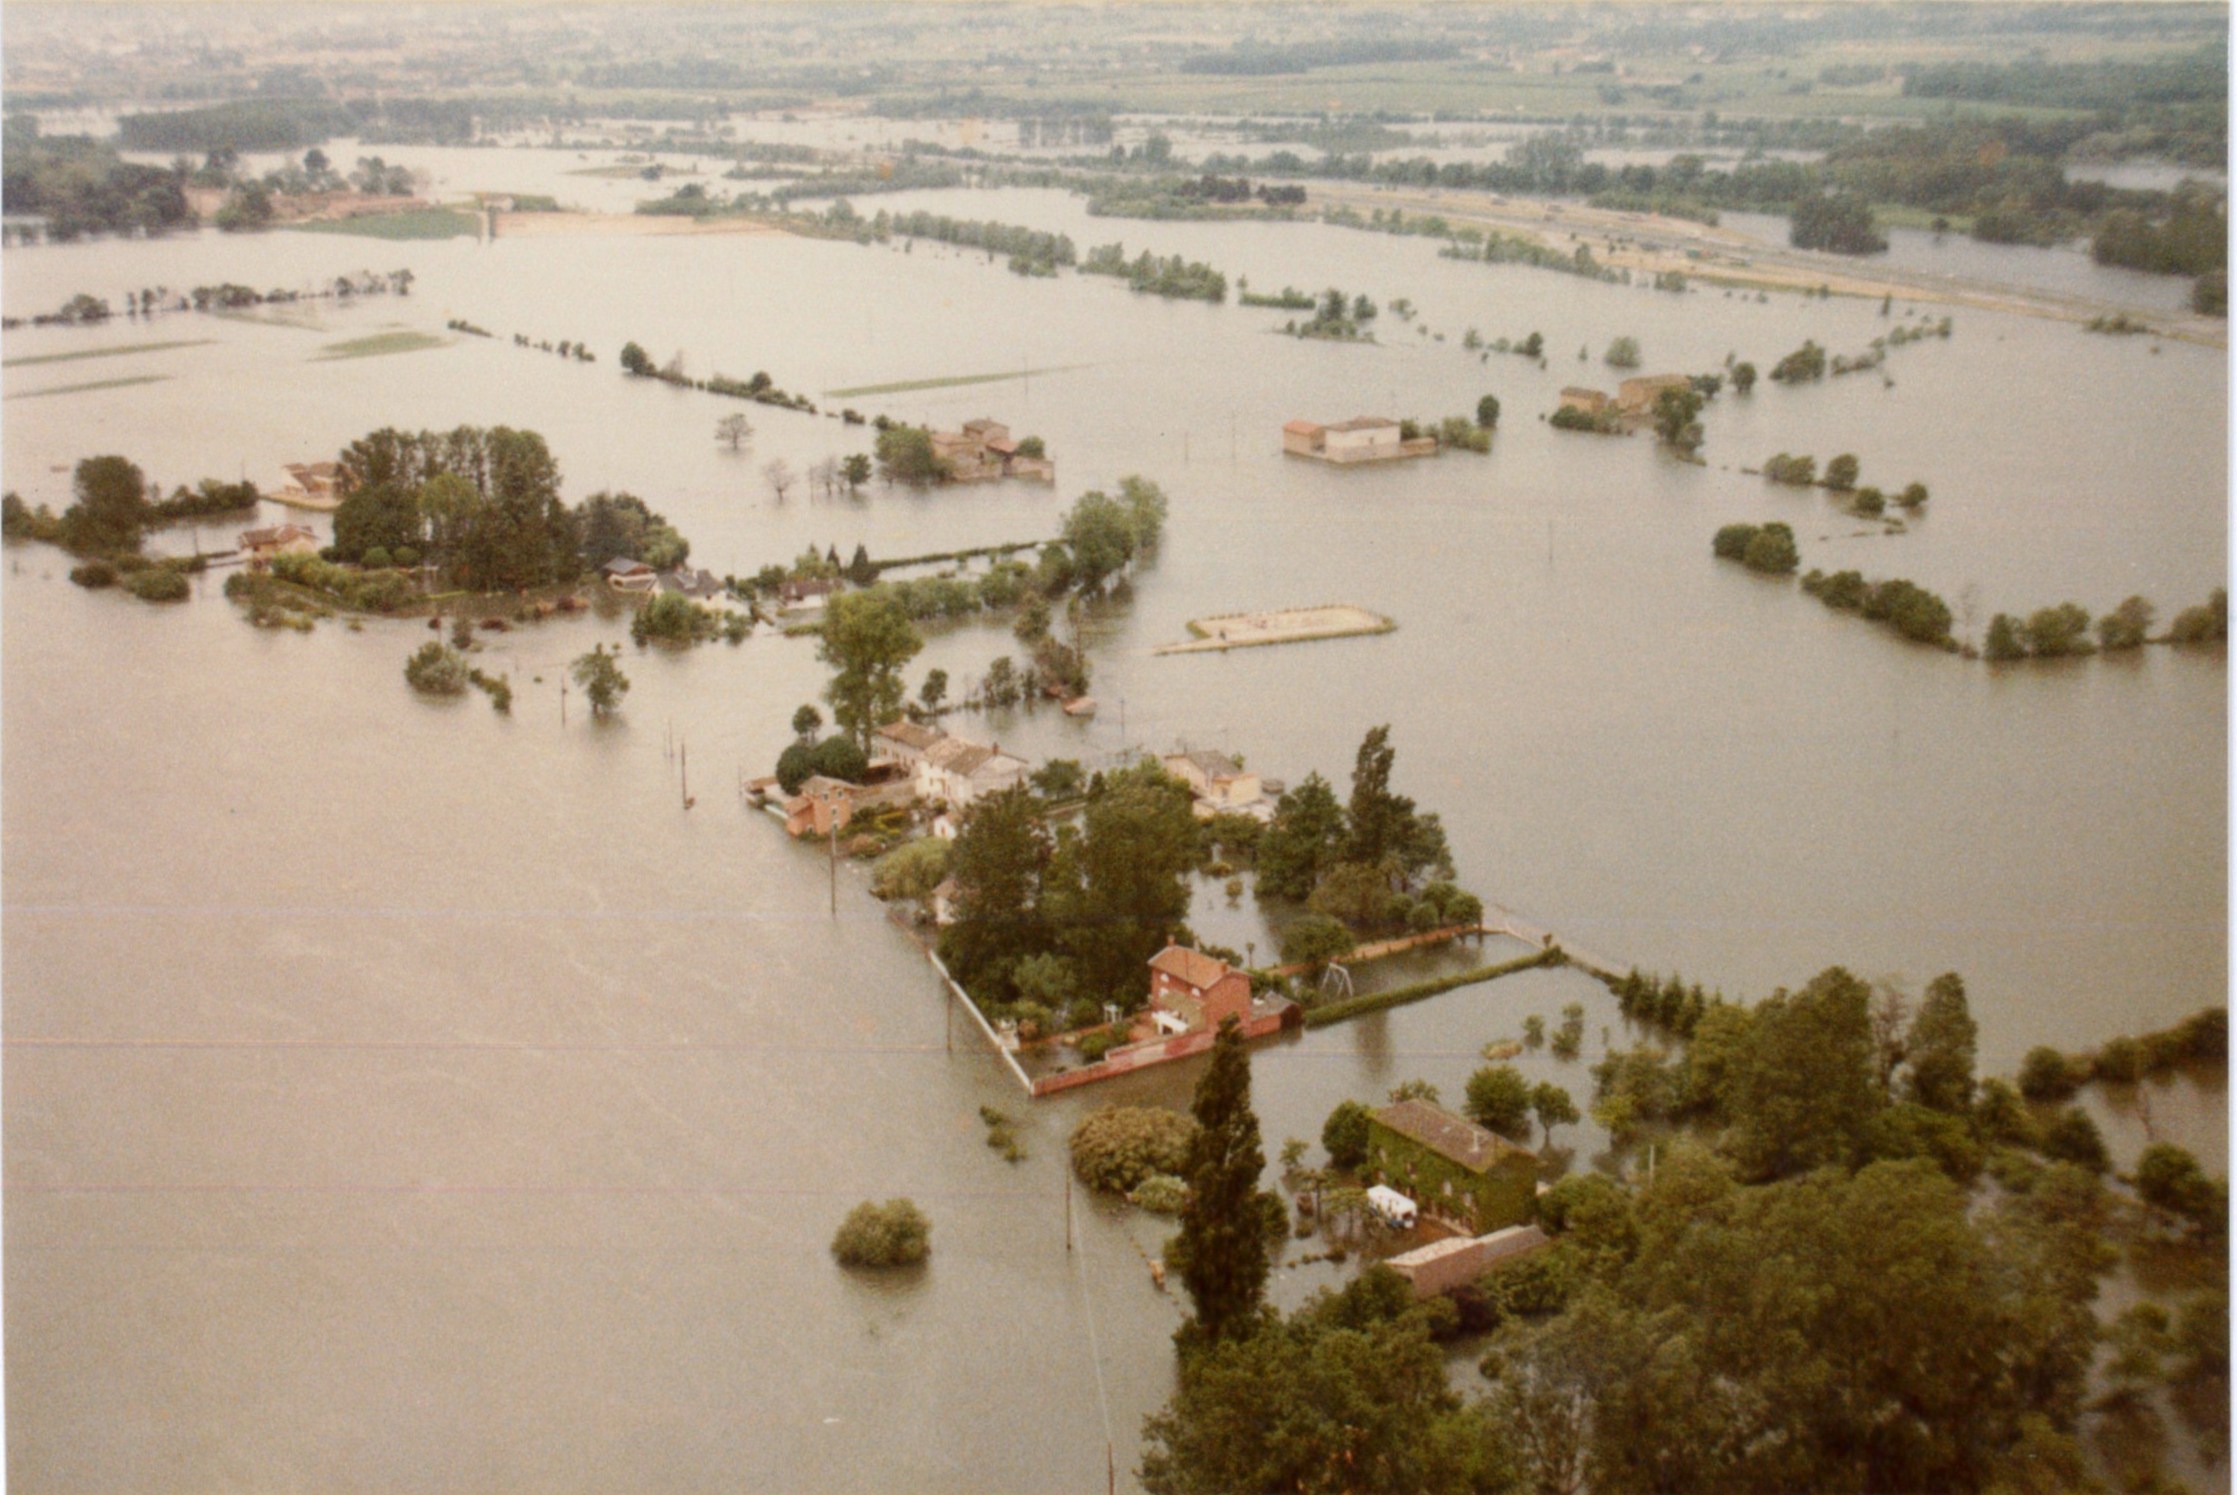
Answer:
xmin=875 ymin=720 xmax=945 ymax=751
xmin=1372 ymin=1100 xmax=1534 ymax=1173
xmin=1282 ymin=419 xmax=1324 ymax=435
xmin=603 ymin=556 xmax=654 ymax=575
xmin=1169 ymin=749 xmax=1243 ymax=780
xmin=1149 ymin=944 xmax=1234 ymax=992
xmin=1327 ymin=416 xmax=1399 ymax=432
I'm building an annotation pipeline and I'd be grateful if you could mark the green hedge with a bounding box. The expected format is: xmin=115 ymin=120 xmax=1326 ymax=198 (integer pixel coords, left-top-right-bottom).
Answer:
xmin=1304 ymin=948 xmax=1562 ymax=1028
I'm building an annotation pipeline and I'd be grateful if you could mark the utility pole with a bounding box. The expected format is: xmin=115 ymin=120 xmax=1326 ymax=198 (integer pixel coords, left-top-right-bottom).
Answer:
xmin=680 ymin=740 xmax=689 ymax=809
xmin=828 ymin=814 xmax=838 ymax=916
xmin=1066 ymin=1168 xmax=1074 ymax=1253
xmin=560 ymin=678 xmax=568 ymax=727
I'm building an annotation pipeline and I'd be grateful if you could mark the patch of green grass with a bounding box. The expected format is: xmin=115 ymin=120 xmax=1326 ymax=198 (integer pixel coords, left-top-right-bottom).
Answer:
xmin=288 ymin=207 xmax=479 ymax=241
xmin=824 ymin=365 xmax=1087 ymax=399
xmin=3 ymin=339 xmax=214 ymax=369
xmin=313 ymin=330 xmax=449 ymax=361
xmin=6 ymin=374 xmax=171 ymax=400
xmin=1304 ymin=948 xmax=1561 ymax=1028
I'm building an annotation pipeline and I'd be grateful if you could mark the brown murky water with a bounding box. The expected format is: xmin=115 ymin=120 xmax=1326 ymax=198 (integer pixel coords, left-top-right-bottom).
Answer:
xmin=4 ymin=152 xmax=2225 ymax=1490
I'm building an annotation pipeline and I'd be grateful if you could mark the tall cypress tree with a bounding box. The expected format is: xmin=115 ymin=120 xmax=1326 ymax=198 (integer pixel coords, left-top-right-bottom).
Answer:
xmin=1174 ymin=1020 xmax=1270 ymax=1345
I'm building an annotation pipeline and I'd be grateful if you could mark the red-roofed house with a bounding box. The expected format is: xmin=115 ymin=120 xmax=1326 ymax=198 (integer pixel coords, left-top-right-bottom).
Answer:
xmin=1147 ymin=944 xmax=1253 ymax=1036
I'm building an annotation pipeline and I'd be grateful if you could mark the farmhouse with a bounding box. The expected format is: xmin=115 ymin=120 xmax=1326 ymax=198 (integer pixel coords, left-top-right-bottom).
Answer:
xmin=238 ymin=523 xmax=319 ymax=565
xmin=1281 ymin=416 xmax=1436 ymax=465
xmin=1616 ymin=373 xmax=1695 ymax=417
xmin=917 ymin=734 xmax=1028 ymax=810
xmin=602 ymin=557 xmax=658 ymax=591
xmin=777 ymin=577 xmax=839 ymax=612
xmin=1365 ymin=1100 xmax=1539 ymax=1235
xmin=1558 ymin=386 xmax=1611 ymax=415
xmin=871 ymin=718 xmax=946 ymax=770
xmin=782 ymin=773 xmax=916 ymax=839
xmin=1146 ymin=944 xmax=1255 ymax=1037
xmin=928 ymin=418 xmax=1055 ymax=484
xmin=1161 ymin=749 xmax=1266 ymax=819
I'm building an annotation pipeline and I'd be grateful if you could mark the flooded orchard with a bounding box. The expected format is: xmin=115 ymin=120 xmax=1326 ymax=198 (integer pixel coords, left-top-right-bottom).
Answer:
xmin=3 ymin=146 xmax=2226 ymax=1490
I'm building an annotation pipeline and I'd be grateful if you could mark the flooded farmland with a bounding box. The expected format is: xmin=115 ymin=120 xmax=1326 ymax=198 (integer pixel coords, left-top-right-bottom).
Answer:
xmin=4 ymin=143 xmax=2226 ymax=1491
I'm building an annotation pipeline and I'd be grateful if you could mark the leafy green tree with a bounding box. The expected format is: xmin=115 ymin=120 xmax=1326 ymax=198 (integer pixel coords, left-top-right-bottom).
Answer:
xmin=937 ymin=787 xmax=1051 ymax=1004
xmin=1307 ymin=860 xmax=1404 ymax=930
xmin=1322 ymin=1099 xmax=1373 ymax=1170
xmin=1741 ymin=521 xmax=1799 ymax=575
xmin=1476 ymin=393 xmax=1501 ymax=428
xmin=1822 ymin=453 xmax=1861 ymax=491
xmin=1257 ymin=773 xmax=1347 ymax=901
xmin=2023 ymin=603 xmax=2095 ymax=658
xmin=571 ymin=645 xmax=629 ymax=718
xmin=2134 ymin=1144 xmax=2225 ymax=1234
xmin=2096 ymin=595 xmax=2156 ymax=651
xmin=403 ymin=641 xmax=468 ymax=696
xmin=874 ymin=424 xmax=948 ymax=485
xmin=817 ymin=588 xmax=924 ymax=752
xmin=1464 ymin=1064 xmax=1533 ymax=1140
xmin=1061 ymin=489 xmax=1137 ymax=592
xmin=1731 ymin=361 xmax=1758 ymax=393
xmin=1895 ymin=481 xmax=1929 ymax=509
xmin=2037 ymin=1107 xmax=2109 ymax=1173
xmin=1651 ymin=386 xmax=1704 ymax=450
xmin=1723 ymin=966 xmax=1881 ymax=1180
xmin=61 ymin=455 xmax=151 ymax=554
xmin=1171 ymin=1021 xmax=1272 ymax=1345
xmin=791 ymin=704 xmax=822 ymax=740
xmin=840 ymin=453 xmax=872 ymax=490
xmin=2018 ymin=1046 xmax=2082 ymax=1102
xmin=1030 ymin=758 xmax=1085 ymax=799
xmin=846 ymin=544 xmax=878 ymax=587
xmin=1712 ymin=523 xmax=1760 ymax=562
xmin=332 ymin=481 xmax=423 ymax=562
xmin=619 ymin=341 xmax=653 ymax=376
xmin=1790 ymin=190 xmax=1886 ymax=254
xmin=917 ymin=667 xmax=948 ymax=714
xmin=1531 ymin=1082 xmax=1581 ymax=1146
xmin=870 ymin=836 xmax=950 ymax=909
xmin=1902 ymin=973 xmax=1977 ymax=1114
xmin=1604 ymin=336 xmax=1641 ymax=368
xmin=1985 ymin=613 xmax=2029 ymax=661
xmin=1058 ymin=762 xmax=1199 ymax=1003
xmin=1071 ymin=1105 xmax=1197 ymax=1193
xmin=1141 ymin=1272 xmax=1511 ymax=1495
xmin=2168 ymin=587 xmax=2228 ymax=644
xmin=1345 ymin=725 xmax=1416 ymax=869
xmin=1280 ymin=912 xmax=1356 ymax=973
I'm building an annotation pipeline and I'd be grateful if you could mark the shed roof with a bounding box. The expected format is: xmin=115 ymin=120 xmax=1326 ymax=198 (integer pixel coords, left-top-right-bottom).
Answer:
xmin=1149 ymin=944 xmax=1236 ymax=992
xmin=603 ymin=556 xmax=655 ymax=575
xmin=1372 ymin=1100 xmax=1534 ymax=1174
xmin=1326 ymin=416 xmax=1400 ymax=432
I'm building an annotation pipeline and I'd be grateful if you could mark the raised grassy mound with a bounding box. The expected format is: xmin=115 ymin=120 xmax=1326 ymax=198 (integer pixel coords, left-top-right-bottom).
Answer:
xmin=1156 ymin=604 xmax=1394 ymax=656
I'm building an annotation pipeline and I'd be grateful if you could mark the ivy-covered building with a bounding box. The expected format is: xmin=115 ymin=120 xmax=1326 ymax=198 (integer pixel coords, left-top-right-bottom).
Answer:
xmin=1365 ymin=1099 xmax=1538 ymax=1235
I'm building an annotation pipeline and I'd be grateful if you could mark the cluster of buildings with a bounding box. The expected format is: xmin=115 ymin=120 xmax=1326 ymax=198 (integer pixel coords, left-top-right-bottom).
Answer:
xmin=930 ymin=419 xmax=1055 ymax=484
xmin=273 ymin=461 xmax=345 ymax=512
xmin=599 ymin=557 xmax=725 ymax=599
xmin=238 ymin=522 xmax=319 ymax=566
xmin=1558 ymin=373 xmax=1694 ymax=422
xmin=768 ymin=719 xmax=1032 ymax=840
xmin=1281 ymin=415 xmax=1439 ymax=465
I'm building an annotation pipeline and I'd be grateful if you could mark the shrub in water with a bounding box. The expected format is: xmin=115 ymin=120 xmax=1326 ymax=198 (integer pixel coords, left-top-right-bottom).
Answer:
xmin=404 ymin=641 xmax=469 ymax=696
xmin=830 ymin=1198 xmax=931 ymax=1267
xmin=1070 ymin=1105 xmax=1197 ymax=1193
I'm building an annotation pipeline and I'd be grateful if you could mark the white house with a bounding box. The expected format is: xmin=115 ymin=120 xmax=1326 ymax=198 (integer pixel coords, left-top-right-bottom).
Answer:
xmin=1162 ymin=749 xmax=1265 ymax=819
xmin=917 ymin=735 xmax=1029 ymax=810
xmin=872 ymin=719 xmax=946 ymax=771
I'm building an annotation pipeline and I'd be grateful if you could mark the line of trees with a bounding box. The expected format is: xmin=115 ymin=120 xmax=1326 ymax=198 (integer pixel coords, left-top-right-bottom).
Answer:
xmin=1080 ymin=243 xmax=1229 ymax=302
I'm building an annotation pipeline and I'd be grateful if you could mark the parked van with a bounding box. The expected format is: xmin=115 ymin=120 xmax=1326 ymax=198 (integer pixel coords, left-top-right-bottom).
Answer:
xmin=1366 ymin=1184 xmax=1418 ymax=1230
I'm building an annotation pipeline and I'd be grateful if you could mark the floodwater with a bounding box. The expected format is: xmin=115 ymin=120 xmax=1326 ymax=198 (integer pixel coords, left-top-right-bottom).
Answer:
xmin=3 ymin=156 xmax=2225 ymax=1491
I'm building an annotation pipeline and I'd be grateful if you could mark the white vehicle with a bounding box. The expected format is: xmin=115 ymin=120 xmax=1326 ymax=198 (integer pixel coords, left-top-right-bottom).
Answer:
xmin=1366 ymin=1184 xmax=1418 ymax=1230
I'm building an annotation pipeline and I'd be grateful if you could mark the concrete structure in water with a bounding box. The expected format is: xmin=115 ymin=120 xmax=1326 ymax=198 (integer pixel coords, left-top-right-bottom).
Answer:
xmin=1281 ymin=416 xmax=1437 ymax=464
